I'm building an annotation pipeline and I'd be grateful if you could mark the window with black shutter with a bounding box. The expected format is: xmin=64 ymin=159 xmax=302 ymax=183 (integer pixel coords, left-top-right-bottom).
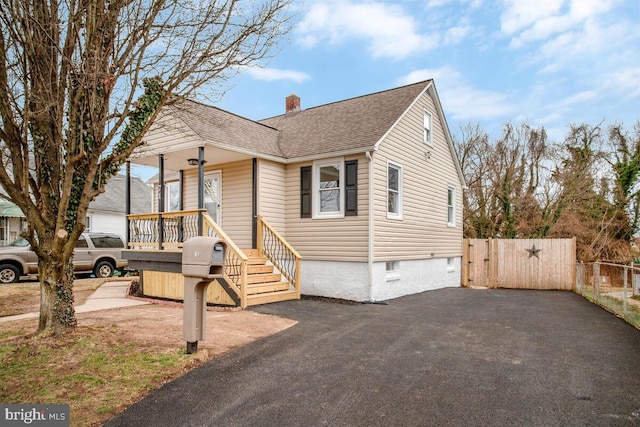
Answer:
xmin=345 ymin=160 xmax=358 ymax=216
xmin=300 ymin=166 xmax=311 ymax=218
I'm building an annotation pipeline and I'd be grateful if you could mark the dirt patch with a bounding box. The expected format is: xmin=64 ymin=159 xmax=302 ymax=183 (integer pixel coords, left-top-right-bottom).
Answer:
xmin=78 ymin=301 xmax=296 ymax=357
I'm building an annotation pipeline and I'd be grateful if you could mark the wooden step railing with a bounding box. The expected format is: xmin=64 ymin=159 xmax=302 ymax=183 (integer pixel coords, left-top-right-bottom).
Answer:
xmin=127 ymin=210 xmax=300 ymax=307
xmin=202 ymin=213 xmax=248 ymax=308
xmin=256 ymin=215 xmax=302 ymax=300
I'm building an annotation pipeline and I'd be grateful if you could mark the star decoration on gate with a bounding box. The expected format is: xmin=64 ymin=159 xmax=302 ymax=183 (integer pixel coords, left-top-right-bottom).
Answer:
xmin=526 ymin=244 xmax=542 ymax=259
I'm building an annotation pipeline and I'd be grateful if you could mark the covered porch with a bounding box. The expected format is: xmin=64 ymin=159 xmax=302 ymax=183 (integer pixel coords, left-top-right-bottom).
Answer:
xmin=123 ymin=113 xmax=301 ymax=307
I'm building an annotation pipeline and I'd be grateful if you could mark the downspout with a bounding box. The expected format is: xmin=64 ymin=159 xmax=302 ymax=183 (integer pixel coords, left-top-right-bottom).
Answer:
xmin=366 ymin=151 xmax=375 ymax=302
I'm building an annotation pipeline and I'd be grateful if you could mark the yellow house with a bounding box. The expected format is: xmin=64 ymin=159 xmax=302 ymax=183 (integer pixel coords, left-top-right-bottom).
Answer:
xmin=125 ymin=80 xmax=466 ymax=307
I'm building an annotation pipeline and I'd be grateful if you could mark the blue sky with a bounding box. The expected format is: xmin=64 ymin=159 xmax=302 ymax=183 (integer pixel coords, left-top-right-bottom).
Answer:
xmin=131 ymin=0 xmax=640 ymax=179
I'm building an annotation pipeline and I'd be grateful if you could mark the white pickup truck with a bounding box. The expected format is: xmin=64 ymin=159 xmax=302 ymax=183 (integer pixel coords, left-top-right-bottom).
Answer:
xmin=0 ymin=233 xmax=128 ymax=284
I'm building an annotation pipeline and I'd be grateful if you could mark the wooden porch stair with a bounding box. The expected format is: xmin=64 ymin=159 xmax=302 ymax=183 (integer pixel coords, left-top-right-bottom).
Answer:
xmin=241 ymin=249 xmax=299 ymax=307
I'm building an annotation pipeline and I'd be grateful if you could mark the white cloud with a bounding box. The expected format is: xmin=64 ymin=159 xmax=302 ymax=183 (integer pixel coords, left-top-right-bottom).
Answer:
xmin=500 ymin=0 xmax=564 ymax=36
xmin=501 ymin=0 xmax=619 ymax=48
xmin=605 ymin=67 xmax=640 ymax=98
xmin=443 ymin=25 xmax=472 ymax=45
xmin=397 ymin=67 xmax=516 ymax=120
xmin=537 ymin=18 xmax=631 ymax=63
xmin=296 ymin=0 xmax=439 ymax=60
xmin=557 ymin=90 xmax=598 ymax=107
xmin=427 ymin=0 xmax=484 ymax=8
xmin=245 ymin=68 xmax=311 ymax=83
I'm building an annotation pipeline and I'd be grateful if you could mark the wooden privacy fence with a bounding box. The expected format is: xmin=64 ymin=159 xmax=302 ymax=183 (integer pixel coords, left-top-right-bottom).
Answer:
xmin=462 ymin=238 xmax=576 ymax=290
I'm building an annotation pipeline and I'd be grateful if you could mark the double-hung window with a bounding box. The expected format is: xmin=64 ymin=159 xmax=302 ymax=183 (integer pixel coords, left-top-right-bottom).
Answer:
xmin=447 ymin=186 xmax=456 ymax=226
xmin=315 ymin=159 xmax=343 ymax=217
xmin=387 ymin=161 xmax=402 ymax=219
xmin=300 ymin=158 xmax=358 ymax=219
xmin=424 ymin=110 xmax=433 ymax=145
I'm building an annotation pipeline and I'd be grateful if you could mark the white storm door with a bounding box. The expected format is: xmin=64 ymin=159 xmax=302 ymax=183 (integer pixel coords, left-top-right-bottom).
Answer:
xmin=204 ymin=171 xmax=221 ymax=225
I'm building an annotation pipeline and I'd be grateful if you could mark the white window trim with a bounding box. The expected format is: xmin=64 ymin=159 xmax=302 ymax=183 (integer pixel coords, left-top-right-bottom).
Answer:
xmin=387 ymin=161 xmax=403 ymax=220
xmin=447 ymin=185 xmax=456 ymax=227
xmin=165 ymin=181 xmax=180 ymax=212
xmin=424 ymin=110 xmax=433 ymax=145
xmin=385 ymin=261 xmax=400 ymax=282
xmin=313 ymin=157 xmax=345 ymax=219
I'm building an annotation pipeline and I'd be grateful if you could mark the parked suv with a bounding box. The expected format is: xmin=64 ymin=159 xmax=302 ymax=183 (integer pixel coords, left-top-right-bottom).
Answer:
xmin=0 ymin=232 xmax=128 ymax=284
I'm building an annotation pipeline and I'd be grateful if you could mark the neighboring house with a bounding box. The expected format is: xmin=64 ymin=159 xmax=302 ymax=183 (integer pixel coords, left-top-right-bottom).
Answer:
xmin=0 ymin=200 xmax=26 ymax=246
xmin=128 ymin=79 xmax=465 ymax=303
xmin=0 ymin=175 xmax=151 ymax=245
xmin=87 ymin=174 xmax=152 ymax=240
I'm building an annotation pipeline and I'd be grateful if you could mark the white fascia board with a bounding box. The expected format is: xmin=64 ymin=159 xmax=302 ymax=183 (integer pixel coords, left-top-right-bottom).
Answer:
xmin=372 ymin=82 xmax=431 ymax=152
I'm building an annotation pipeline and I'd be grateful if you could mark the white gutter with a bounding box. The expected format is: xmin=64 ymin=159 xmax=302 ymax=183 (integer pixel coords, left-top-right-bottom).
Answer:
xmin=366 ymin=150 xmax=375 ymax=302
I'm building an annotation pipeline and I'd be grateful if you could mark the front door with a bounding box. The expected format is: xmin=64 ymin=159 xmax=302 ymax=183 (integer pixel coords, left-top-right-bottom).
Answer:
xmin=204 ymin=171 xmax=221 ymax=224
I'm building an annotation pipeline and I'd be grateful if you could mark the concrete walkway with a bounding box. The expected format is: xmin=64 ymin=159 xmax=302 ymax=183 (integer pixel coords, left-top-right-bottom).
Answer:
xmin=0 ymin=280 xmax=149 ymax=323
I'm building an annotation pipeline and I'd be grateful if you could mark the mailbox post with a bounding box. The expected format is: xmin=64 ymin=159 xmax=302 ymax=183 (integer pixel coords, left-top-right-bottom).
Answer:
xmin=182 ymin=236 xmax=227 ymax=354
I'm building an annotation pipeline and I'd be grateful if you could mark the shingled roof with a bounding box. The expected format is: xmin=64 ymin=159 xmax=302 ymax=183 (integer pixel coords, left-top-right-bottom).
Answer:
xmin=155 ymin=80 xmax=432 ymax=161
xmin=166 ymin=100 xmax=283 ymax=158
xmin=89 ymin=175 xmax=151 ymax=214
xmin=259 ymin=80 xmax=431 ymax=159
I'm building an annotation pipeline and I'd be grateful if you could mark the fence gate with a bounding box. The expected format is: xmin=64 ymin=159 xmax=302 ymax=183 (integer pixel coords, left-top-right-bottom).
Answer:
xmin=462 ymin=238 xmax=576 ymax=290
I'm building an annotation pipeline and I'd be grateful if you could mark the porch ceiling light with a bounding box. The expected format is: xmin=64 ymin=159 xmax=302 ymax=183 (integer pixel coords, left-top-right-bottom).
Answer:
xmin=187 ymin=158 xmax=199 ymax=166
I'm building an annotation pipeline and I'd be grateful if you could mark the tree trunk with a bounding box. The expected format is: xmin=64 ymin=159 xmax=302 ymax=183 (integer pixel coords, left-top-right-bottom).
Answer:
xmin=38 ymin=258 xmax=77 ymax=334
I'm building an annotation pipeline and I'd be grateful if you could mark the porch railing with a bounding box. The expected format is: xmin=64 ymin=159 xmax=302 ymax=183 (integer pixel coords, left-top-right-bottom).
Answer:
xmin=202 ymin=213 xmax=249 ymax=308
xmin=127 ymin=209 xmax=249 ymax=307
xmin=127 ymin=210 xmax=299 ymax=307
xmin=256 ymin=215 xmax=302 ymax=298
xmin=127 ymin=209 xmax=202 ymax=249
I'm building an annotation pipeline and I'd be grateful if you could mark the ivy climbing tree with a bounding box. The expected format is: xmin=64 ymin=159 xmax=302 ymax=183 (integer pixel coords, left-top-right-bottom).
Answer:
xmin=0 ymin=0 xmax=293 ymax=334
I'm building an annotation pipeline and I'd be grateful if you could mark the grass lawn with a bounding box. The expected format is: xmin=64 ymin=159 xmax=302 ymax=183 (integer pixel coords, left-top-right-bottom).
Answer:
xmin=579 ymin=289 xmax=640 ymax=329
xmin=0 ymin=279 xmax=209 ymax=426
xmin=0 ymin=277 xmax=294 ymax=426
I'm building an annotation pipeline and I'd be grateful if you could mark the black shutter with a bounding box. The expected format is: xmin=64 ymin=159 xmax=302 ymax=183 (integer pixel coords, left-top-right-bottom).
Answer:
xmin=300 ymin=166 xmax=311 ymax=218
xmin=345 ymin=160 xmax=358 ymax=216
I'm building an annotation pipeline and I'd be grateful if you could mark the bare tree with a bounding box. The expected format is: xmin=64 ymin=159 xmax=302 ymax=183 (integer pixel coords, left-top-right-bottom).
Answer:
xmin=454 ymin=122 xmax=550 ymax=238
xmin=0 ymin=0 xmax=293 ymax=334
xmin=607 ymin=120 xmax=640 ymax=240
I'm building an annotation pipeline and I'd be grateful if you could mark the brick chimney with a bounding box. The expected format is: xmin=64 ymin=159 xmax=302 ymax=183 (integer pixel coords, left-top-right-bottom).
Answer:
xmin=285 ymin=94 xmax=301 ymax=117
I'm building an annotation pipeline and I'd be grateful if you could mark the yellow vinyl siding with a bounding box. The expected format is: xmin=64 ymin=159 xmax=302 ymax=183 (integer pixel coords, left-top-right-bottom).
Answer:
xmin=373 ymin=90 xmax=463 ymax=262
xmin=257 ymin=159 xmax=286 ymax=234
xmin=285 ymin=154 xmax=369 ymax=262
xmin=138 ymin=112 xmax=202 ymax=157
xmin=169 ymin=159 xmax=253 ymax=248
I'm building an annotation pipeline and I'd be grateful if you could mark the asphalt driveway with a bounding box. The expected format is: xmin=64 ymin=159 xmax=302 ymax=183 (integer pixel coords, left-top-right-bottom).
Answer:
xmin=106 ymin=288 xmax=640 ymax=426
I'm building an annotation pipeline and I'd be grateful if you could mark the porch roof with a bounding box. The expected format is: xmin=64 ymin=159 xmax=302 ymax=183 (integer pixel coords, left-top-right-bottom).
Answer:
xmin=162 ymin=100 xmax=283 ymax=158
xmin=0 ymin=200 xmax=24 ymax=218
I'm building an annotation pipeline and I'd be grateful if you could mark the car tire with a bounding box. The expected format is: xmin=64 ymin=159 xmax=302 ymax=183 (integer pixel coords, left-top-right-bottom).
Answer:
xmin=0 ymin=264 xmax=20 ymax=284
xmin=93 ymin=261 xmax=115 ymax=278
